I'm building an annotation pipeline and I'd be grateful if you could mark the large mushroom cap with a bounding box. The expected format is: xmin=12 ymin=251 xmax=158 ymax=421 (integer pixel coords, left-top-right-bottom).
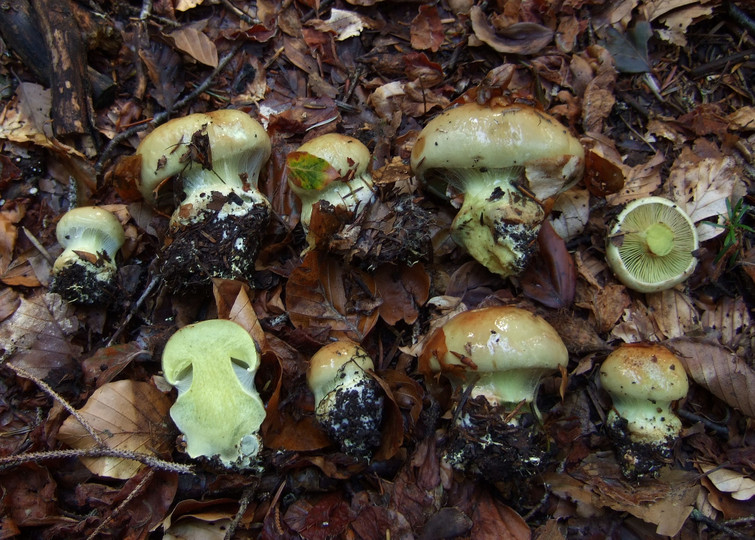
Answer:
xmin=600 ymin=343 xmax=689 ymax=402
xmin=410 ymin=102 xmax=584 ymax=200
xmin=136 ymin=109 xmax=271 ymax=205
xmin=296 ymin=133 xmax=371 ymax=180
xmin=606 ymin=196 xmax=699 ymax=293
xmin=419 ymin=306 xmax=568 ymax=376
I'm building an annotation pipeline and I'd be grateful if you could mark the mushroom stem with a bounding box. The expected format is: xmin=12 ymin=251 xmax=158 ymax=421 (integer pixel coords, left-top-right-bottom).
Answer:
xmin=644 ymin=223 xmax=674 ymax=256
xmin=608 ymin=397 xmax=682 ymax=444
xmin=450 ymin=169 xmax=544 ymax=276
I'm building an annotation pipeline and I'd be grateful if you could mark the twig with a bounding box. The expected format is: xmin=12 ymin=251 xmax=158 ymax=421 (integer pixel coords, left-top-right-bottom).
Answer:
xmin=224 ymin=485 xmax=256 ymax=540
xmin=220 ymin=0 xmax=257 ymax=24
xmin=689 ymin=509 xmax=752 ymax=539
xmin=86 ymin=470 xmax=155 ymax=540
xmin=689 ymin=49 xmax=755 ymax=78
xmin=728 ymin=3 xmax=755 ymax=35
xmin=95 ymin=43 xmax=243 ymax=176
xmin=678 ymin=409 xmax=729 ymax=437
xmin=21 ymin=226 xmax=55 ymax=265
xmin=4 ymin=362 xmax=105 ymax=446
xmin=0 ymin=447 xmax=193 ymax=474
xmin=107 ymin=274 xmax=161 ymax=346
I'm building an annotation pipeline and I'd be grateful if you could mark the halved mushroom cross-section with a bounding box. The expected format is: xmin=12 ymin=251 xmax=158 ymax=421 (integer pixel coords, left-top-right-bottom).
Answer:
xmin=162 ymin=319 xmax=266 ymax=469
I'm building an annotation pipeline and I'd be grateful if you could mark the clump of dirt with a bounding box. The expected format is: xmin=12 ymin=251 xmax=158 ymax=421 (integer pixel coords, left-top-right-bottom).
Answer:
xmin=606 ymin=416 xmax=674 ymax=480
xmin=160 ymin=202 xmax=270 ymax=292
xmin=50 ymin=258 xmax=117 ymax=305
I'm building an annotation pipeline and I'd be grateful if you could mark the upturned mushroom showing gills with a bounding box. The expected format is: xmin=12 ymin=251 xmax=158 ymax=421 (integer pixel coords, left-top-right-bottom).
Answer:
xmin=50 ymin=206 xmax=125 ymax=305
xmin=606 ymin=196 xmax=698 ymax=293
xmin=307 ymin=340 xmax=384 ymax=460
xmin=136 ymin=109 xmax=272 ymax=290
xmin=287 ymin=133 xmax=375 ymax=231
xmin=161 ymin=319 xmax=266 ymax=469
xmin=411 ymin=102 xmax=584 ymax=277
xmin=600 ymin=343 xmax=689 ymax=479
xmin=419 ymin=306 xmax=568 ymax=480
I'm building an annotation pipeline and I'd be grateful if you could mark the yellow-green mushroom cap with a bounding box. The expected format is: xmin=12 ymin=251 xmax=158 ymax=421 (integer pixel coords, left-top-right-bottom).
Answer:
xmin=162 ymin=319 xmax=265 ymax=469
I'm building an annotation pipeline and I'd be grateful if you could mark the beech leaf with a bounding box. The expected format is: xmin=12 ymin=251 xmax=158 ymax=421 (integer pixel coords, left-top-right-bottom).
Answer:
xmin=520 ymin=221 xmax=576 ymax=309
xmin=286 ymin=151 xmax=341 ymax=191
xmin=667 ymin=339 xmax=755 ymax=418
xmin=57 ymin=380 xmax=174 ymax=479
xmin=169 ymin=27 xmax=218 ymax=67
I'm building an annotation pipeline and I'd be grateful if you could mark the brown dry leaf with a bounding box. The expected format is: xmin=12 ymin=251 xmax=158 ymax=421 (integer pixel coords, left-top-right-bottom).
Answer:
xmin=727 ymin=106 xmax=755 ymax=131
xmin=0 ymin=291 xmax=81 ymax=382
xmin=81 ymin=343 xmax=150 ymax=389
xmin=650 ymin=3 xmax=714 ymax=46
xmin=286 ymin=251 xmax=380 ymax=343
xmin=700 ymin=296 xmax=751 ymax=350
xmin=0 ymin=204 xmax=25 ymax=276
xmin=520 ymin=221 xmax=576 ymax=309
xmin=212 ymin=279 xmax=266 ymax=348
xmin=467 ymin=487 xmax=530 ymax=540
xmin=175 ymin=0 xmax=205 ymax=10
xmin=701 ymin=464 xmax=755 ymax=501
xmin=667 ymin=339 xmax=755 ymax=419
xmin=374 ymin=263 xmax=430 ymax=326
xmin=0 ymin=464 xmax=72 ymax=527
xmin=0 ymin=287 xmax=21 ymax=323
xmin=575 ymin=281 xmax=631 ymax=334
xmin=609 ymin=301 xmax=662 ymax=343
xmin=606 ymin=151 xmax=665 ymax=206
xmin=168 ymin=26 xmax=218 ymax=67
xmin=645 ymin=289 xmax=700 ymax=339
xmin=411 ymin=5 xmax=444 ymax=52
xmin=0 ymin=82 xmax=53 ymax=145
xmin=581 ymin=134 xmax=625 ymax=197
xmin=668 ymin=155 xmax=737 ymax=241
xmin=57 ymin=380 xmax=174 ymax=479
xmin=469 ymin=6 xmax=553 ymax=55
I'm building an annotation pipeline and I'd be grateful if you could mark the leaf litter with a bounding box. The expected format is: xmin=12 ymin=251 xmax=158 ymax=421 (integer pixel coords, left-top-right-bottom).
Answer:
xmin=0 ymin=1 xmax=754 ymax=539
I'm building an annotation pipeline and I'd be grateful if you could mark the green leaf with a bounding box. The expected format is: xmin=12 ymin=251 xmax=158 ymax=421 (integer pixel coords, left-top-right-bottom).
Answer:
xmin=603 ymin=21 xmax=652 ymax=74
xmin=286 ymin=151 xmax=341 ymax=191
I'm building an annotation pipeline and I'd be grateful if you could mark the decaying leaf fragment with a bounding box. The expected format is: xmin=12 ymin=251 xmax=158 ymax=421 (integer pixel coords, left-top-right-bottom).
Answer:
xmin=469 ymin=6 xmax=553 ymax=55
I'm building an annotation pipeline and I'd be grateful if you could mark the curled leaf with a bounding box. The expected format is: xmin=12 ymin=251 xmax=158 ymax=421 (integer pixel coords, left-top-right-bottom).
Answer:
xmin=520 ymin=221 xmax=576 ymax=308
xmin=470 ymin=6 xmax=553 ymax=55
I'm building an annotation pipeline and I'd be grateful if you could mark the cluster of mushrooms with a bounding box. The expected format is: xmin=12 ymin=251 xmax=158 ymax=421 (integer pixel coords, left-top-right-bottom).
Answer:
xmin=49 ymin=104 xmax=697 ymax=478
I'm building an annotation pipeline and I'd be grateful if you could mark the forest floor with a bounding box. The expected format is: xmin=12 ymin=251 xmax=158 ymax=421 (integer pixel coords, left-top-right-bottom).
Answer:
xmin=0 ymin=0 xmax=754 ymax=538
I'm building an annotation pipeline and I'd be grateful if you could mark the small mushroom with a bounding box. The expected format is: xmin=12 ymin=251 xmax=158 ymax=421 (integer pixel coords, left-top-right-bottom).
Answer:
xmin=606 ymin=196 xmax=698 ymax=293
xmin=50 ymin=206 xmax=125 ymax=305
xmin=600 ymin=343 xmax=689 ymax=479
xmin=161 ymin=319 xmax=266 ymax=469
xmin=288 ymin=133 xmax=375 ymax=231
xmin=410 ymin=102 xmax=584 ymax=277
xmin=307 ymin=340 xmax=383 ymax=460
xmin=136 ymin=109 xmax=272 ymax=289
xmin=419 ymin=306 xmax=568 ymax=479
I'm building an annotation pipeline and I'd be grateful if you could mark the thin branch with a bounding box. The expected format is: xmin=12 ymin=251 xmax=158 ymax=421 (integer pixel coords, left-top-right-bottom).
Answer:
xmin=107 ymin=274 xmax=162 ymax=346
xmin=0 ymin=447 xmax=193 ymax=474
xmin=86 ymin=470 xmax=155 ymax=540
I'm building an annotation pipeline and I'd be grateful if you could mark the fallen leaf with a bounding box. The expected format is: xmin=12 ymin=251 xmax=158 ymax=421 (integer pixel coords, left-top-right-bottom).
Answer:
xmin=168 ymin=26 xmax=218 ymax=67
xmin=212 ymin=279 xmax=266 ymax=348
xmin=0 ymin=291 xmax=81 ymax=383
xmin=520 ymin=221 xmax=576 ymax=309
xmin=667 ymin=338 xmax=755 ymax=418
xmin=606 ymin=151 xmax=665 ymax=206
xmin=57 ymin=380 xmax=175 ymax=479
xmin=411 ymin=5 xmax=444 ymax=52
xmin=645 ymin=289 xmax=700 ymax=339
xmin=286 ymin=251 xmax=380 ymax=342
xmin=700 ymin=296 xmax=751 ymax=350
xmin=549 ymin=188 xmax=590 ymax=242
xmin=374 ymin=263 xmax=430 ymax=325
xmin=470 ymin=6 xmax=553 ymax=55
xmin=308 ymin=8 xmax=373 ymax=41
xmin=701 ymin=464 xmax=755 ymax=501
xmin=286 ymin=151 xmax=342 ymax=190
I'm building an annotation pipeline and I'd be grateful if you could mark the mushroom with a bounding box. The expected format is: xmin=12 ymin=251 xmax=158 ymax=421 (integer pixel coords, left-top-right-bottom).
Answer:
xmin=419 ymin=306 xmax=568 ymax=479
xmin=136 ymin=109 xmax=272 ymax=289
xmin=287 ymin=133 xmax=375 ymax=231
xmin=410 ymin=102 xmax=584 ymax=277
xmin=161 ymin=319 xmax=266 ymax=469
xmin=307 ymin=340 xmax=383 ymax=459
xmin=50 ymin=206 xmax=125 ymax=304
xmin=599 ymin=343 xmax=689 ymax=479
xmin=606 ymin=196 xmax=698 ymax=293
